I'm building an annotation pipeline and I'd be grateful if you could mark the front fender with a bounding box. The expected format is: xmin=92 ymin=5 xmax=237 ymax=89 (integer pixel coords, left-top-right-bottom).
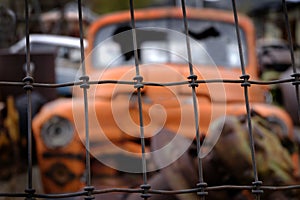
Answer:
xmin=32 ymin=98 xmax=86 ymax=193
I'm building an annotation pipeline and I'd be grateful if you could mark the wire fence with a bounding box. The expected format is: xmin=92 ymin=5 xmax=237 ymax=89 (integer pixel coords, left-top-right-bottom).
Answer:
xmin=0 ymin=0 xmax=300 ymax=199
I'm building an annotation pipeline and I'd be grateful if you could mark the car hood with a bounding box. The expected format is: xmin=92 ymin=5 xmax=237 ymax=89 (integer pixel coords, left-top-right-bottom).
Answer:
xmin=74 ymin=64 xmax=267 ymax=104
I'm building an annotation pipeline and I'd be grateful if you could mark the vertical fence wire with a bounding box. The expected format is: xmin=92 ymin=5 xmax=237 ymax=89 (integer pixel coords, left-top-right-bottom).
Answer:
xmin=231 ymin=0 xmax=263 ymax=199
xmin=180 ymin=0 xmax=207 ymax=199
xmin=24 ymin=0 xmax=35 ymax=198
xmin=281 ymin=0 xmax=300 ymax=124
xmin=129 ymin=0 xmax=151 ymax=199
xmin=77 ymin=0 xmax=94 ymax=198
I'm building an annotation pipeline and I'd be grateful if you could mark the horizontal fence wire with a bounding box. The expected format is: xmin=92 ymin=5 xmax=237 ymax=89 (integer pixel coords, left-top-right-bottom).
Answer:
xmin=0 ymin=0 xmax=300 ymax=199
xmin=0 ymin=78 xmax=297 ymax=88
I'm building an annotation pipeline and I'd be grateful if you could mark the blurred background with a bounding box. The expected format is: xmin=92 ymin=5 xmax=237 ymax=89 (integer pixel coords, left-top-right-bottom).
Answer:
xmin=0 ymin=0 xmax=299 ymax=47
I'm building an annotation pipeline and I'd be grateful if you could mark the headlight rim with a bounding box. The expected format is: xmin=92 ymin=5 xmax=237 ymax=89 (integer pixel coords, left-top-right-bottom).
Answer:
xmin=41 ymin=115 xmax=74 ymax=149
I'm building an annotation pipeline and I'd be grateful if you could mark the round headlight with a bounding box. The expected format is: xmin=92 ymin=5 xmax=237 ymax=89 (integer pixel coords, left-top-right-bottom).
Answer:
xmin=41 ymin=116 xmax=74 ymax=149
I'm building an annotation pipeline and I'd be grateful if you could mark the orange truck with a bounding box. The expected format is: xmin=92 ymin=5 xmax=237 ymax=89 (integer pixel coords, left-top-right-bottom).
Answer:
xmin=32 ymin=6 xmax=297 ymax=196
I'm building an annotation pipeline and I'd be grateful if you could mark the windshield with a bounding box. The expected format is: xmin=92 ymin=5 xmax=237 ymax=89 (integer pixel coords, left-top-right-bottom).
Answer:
xmin=92 ymin=19 xmax=247 ymax=69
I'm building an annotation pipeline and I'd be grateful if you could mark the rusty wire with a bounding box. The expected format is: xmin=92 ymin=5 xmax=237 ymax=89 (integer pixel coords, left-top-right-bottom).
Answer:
xmin=24 ymin=0 xmax=35 ymax=198
xmin=129 ymin=1 xmax=151 ymax=199
xmin=0 ymin=0 xmax=300 ymax=199
xmin=77 ymin=0 xmax=95 ymax=198
xmin=282 ymin=0 xmax=300 ymax=124
xmin=180 ymin=0 xmax=207 ymax=199
xmin=231 ymin=0 xmax=262 ymax=199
